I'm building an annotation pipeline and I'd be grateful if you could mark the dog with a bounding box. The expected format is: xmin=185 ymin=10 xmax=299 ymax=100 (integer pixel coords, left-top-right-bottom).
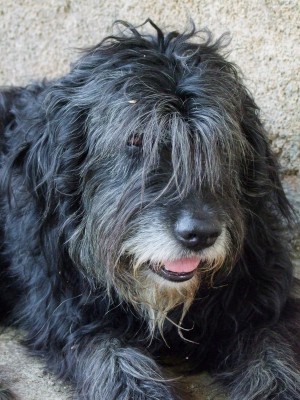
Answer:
xmin=0 ymin=19 xmax=299 ymax=399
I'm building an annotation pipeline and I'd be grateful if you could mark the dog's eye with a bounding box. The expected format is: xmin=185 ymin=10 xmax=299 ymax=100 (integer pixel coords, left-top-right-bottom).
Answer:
xmin=126 ymin=135 xmax=143 ymax=149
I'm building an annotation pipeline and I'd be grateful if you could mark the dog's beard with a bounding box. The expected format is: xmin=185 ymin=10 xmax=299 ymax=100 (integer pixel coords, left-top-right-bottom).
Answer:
xmin=112 ymin=219 xmax=230 ymax=340
xmin=116 ymin=265 xmax=200 ymax=341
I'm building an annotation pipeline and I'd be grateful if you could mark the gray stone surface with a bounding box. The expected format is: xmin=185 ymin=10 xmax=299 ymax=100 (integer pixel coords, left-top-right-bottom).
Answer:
xmin=0 ymin=330 xmax=72 ymax=400
xmin=0 ymin=0 xmax=299 ymax=398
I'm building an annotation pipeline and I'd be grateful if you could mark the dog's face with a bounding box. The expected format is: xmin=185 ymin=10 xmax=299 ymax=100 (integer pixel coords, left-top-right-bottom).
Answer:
xmin=65 ymin=23 xmax=269 ymax=333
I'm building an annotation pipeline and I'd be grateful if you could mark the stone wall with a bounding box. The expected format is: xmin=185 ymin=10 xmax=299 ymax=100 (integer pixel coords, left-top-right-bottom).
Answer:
xmin=0 ymin=0 xmax=299 ymax=265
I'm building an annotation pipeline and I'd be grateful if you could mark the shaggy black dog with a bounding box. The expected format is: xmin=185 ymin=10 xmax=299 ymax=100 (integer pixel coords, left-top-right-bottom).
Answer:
xmin=0 ymin=20 xmax=299 ymax=399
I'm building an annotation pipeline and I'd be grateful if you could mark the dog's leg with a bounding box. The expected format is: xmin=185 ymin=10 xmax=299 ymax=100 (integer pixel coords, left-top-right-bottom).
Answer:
xmin=214 ymin=324 xmax=300 ymax=399
xmin=61 ymin=335 xmax=178 ymax=400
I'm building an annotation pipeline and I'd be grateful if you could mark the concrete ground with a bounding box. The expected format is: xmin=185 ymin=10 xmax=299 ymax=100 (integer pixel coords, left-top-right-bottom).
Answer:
xmin=0 ymin=329 xmax=71 ymax=400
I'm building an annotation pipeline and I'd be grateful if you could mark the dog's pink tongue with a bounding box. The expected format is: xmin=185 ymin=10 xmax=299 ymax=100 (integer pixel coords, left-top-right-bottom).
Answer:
xmin=163 ymin=257 xmax=201 ymax=273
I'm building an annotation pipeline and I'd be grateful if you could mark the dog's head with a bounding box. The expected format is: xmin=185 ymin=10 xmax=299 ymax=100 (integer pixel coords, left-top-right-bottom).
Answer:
xmin=37 ymin=20 xmax=290 ymax=334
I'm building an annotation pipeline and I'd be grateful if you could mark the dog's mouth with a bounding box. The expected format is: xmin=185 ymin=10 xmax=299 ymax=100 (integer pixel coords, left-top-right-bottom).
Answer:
xmin=150 ymin=257 xmax=201 ymax=282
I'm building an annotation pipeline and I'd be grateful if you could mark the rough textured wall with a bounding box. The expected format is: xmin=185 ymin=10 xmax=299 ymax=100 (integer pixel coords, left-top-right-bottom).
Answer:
xmin=1 ymin=0 xmax=299 ymax=264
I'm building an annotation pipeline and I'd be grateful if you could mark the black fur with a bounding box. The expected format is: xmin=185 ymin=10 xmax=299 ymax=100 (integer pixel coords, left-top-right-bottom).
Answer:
xmin=0 ymin=20 xmax=299 ymax=399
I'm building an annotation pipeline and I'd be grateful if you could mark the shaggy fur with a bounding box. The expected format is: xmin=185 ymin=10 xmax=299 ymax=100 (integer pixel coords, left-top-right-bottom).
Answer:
xmin=0 ymin=20 xmax=299 ymax=399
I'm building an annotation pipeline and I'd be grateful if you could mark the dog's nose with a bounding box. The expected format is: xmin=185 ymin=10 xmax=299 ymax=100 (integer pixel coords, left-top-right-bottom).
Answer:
xmin=174 ymin=213 xmax=221 ymax=251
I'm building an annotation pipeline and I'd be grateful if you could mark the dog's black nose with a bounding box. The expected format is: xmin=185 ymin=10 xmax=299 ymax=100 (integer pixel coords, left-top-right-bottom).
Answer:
xmin=174 ymin=213 xmax=221 ymax=251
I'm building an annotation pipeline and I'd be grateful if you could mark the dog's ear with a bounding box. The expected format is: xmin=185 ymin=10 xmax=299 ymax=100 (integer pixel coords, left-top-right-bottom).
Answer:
xmin=239 ymin=90 xmax=293 ymax=223
xmin=2 ymin=82 xmax=88 ymax=229
xmin=237 ymin=92 xmax=294 ymax=318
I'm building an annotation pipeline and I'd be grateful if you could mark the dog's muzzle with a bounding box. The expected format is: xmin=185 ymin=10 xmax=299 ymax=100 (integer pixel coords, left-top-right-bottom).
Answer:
xmin=150 ymin=211 xmax=222 ymax=282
